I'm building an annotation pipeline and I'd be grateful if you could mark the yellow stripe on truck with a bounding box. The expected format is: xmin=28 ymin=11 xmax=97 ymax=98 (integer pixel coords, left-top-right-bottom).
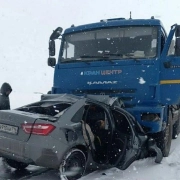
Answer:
xmin=160 ymin=80 xmax=180 ymax=84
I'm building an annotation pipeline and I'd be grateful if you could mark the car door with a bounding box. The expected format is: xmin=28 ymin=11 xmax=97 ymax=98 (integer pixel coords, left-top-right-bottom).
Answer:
xmin=108 ymin=107 xmax=142 ymax=170
xmin=82 ymin=102 xmax=112 ymax=161
xmin=160 ymin=24 xmax=180 ymax=105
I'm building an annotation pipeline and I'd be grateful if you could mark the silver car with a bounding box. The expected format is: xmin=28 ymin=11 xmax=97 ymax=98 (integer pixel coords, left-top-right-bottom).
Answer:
xmin=0 ymin=94 xmax=162 ymax=180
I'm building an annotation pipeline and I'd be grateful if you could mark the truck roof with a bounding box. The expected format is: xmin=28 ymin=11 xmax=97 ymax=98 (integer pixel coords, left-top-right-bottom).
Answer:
xmin=64 ymin=19 xmax=163 ymax=34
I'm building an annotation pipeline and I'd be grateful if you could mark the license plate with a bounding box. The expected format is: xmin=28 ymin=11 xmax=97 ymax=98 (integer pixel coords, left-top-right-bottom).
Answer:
xmin=0 ymin=123 xmax=18 ymax=135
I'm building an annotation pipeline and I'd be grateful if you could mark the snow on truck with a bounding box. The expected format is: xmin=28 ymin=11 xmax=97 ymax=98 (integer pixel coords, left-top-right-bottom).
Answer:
xmin=47 ymin=17 xmax=180 ymax=157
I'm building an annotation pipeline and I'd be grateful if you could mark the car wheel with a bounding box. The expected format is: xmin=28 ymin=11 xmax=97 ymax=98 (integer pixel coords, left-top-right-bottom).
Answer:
xmin=172 ymin=118 xmax=180 ymax=139
xmin=4 ymin=159 xmax=28 ymax=170
xmin=59 ymin=149 xmax=86 ymax=180
xmin=157 ymin=113 xmax=172 ymax=157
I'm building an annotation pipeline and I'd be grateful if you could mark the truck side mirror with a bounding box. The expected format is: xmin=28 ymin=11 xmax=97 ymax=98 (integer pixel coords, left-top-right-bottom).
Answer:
xmin=50 ymin=27 xmax=63 ymax=40
xmin=48 ymin=57 xmax=56 ymax=67
xmin=49 ymin=40 xmax=55 ymax=56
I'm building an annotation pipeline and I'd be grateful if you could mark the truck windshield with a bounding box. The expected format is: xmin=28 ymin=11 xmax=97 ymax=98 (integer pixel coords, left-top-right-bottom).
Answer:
xmin=60 ymin=26 xmax=158 ymax=63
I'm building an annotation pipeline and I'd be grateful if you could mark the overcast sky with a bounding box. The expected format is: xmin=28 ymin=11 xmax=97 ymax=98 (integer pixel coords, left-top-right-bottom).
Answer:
xmin=1 ymin=0 xmax=179 ymax=30
xmin=0 ymin=0 xmax=179 ymax=107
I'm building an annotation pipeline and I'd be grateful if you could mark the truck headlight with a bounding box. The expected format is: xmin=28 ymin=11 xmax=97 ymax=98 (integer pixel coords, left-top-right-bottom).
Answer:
xmin=141 ymin=113 xmax=160 ymax=122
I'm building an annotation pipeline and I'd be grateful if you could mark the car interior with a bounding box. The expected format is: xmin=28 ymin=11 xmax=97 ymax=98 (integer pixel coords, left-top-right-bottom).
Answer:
xmin=82 ymin=104 xmax=109 ymax=163
xmin=82 ymin=104 xmax=131 ymax=164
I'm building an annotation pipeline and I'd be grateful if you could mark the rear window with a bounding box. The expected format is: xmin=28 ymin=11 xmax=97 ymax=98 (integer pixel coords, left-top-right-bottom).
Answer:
xmin=18 ymin=102 xmax=71 ymax=117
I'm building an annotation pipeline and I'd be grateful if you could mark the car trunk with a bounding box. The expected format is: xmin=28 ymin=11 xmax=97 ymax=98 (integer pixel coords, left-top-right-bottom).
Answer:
xmin=0 ymin=110 xmax=44 ymax=142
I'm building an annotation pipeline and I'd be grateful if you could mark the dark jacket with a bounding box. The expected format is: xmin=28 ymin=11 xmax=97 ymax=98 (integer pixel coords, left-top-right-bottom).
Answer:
xmin=0 ymin=83 xmax=12 ymax=110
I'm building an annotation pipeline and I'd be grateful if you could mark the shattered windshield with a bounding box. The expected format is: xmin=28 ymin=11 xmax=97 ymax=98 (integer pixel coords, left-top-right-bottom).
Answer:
xmin=60 ymin=26 xmax=158 ymax=63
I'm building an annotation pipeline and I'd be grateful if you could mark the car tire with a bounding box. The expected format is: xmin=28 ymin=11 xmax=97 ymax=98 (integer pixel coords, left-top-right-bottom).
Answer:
xmin=156 ymin=112 xmax=172 ymax=157
xmin=59 ymin=149 xmax=86 ymax=180
xmin=4 ymin=159 xmax=28 ymax=170
xmin=172 ymin=117 xmax=180 ymax=139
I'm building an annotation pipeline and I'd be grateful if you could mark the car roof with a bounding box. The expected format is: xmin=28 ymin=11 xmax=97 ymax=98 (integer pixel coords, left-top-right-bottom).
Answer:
xmin=41 ymin=94 xmax=83 ymax=103
xmin=86 ymin=95 xmax=121 ymax=106
xmin=41 ymin=94 xmax=120 ymax=107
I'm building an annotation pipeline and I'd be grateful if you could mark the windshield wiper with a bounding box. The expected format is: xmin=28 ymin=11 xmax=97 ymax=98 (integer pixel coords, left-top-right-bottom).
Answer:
xmin=80 ymin=55 xmax=114 ymax=63
xmin=102 ymin=53 xmax=123 ymax=57
xmin=123 ymin=54 xmax=141 ymax=61
xmin=80 ymin=54 xmax=141 ymax=62
xmin=62 ymin=59 xmax=90 ymax=65
xmin=80 ymin=53 xmax=123 ymax=58
xmin=80 ymin=55 xmax=110 ymax=58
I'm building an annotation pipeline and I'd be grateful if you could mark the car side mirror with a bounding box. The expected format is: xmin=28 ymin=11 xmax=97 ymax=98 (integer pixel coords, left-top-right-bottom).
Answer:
xmin=48 ymin=57 xmax=56 ymax=67
xmin=49 ymin=40 xmax=55 ymax=56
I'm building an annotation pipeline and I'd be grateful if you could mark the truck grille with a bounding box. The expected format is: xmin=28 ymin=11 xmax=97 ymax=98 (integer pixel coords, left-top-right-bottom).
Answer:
xmin=72 ymin=89 xmax=137 ymax=107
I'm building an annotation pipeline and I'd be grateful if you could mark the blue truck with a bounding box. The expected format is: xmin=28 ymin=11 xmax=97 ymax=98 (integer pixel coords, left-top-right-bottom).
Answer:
xmin=47 ymin=17 xmax=180 ymax=157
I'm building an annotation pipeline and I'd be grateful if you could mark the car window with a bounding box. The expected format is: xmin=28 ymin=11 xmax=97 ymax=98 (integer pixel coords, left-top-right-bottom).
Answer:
xmin=111 ymin=109 xmax=132 ymax=135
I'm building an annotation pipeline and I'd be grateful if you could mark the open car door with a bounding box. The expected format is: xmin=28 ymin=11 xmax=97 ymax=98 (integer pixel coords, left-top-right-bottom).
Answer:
xmin=82 ymin=96 xmax=144 ymax=169
xmin=108 ymin=107 xmax=143 ymax=170
xmin=81 ymin=97 xmax=162 ymax=168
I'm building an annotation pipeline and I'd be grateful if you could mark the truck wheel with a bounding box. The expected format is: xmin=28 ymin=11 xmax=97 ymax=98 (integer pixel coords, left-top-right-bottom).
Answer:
xmin=59 ymin=149 xmax=86 ymax=180
xmin=172 ymin=118 xmax=180 ymax=139
xmin=157 ymin=113 xmax=172 ymax=157
xmin=4 ymin=159 xmax=28 ymax=170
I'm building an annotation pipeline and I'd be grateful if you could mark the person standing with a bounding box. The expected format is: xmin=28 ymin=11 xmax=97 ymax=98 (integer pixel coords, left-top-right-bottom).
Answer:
xmin=0 ymin=82 xmax=12 ymax=110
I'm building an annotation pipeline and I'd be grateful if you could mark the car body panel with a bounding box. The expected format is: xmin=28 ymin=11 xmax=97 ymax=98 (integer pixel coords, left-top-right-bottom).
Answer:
xmin=0 ymin=110 xmax=39 ymax=142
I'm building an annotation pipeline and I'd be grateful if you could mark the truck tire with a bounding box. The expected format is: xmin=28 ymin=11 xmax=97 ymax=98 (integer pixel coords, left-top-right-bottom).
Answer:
xmin=157 ymin=113 xmax=172 ymax=157
xmin=172 ymin=117 xmax=180 ymax=139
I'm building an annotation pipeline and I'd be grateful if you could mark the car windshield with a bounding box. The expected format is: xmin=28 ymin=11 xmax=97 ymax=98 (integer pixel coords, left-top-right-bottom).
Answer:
xmin=60 ymin=26 xmax=158 ymax=63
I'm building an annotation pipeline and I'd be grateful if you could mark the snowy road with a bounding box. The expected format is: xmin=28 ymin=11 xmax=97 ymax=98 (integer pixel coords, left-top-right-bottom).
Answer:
xmin=0 ymin=136 xmax=179 ymax=180
xmin=0 ymin=161 xmax=47 ymax=180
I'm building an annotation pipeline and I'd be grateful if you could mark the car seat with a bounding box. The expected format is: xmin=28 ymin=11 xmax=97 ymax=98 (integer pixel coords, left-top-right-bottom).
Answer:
xmin=81 ymin=120 xmax=102 ymax=149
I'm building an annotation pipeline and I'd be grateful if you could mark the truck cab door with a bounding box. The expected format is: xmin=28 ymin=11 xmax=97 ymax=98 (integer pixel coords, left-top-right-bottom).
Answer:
xmin=160 ymin=24 xmax=180 ymax=105
xmin=108 ymin=108 xmax=142 ymax=170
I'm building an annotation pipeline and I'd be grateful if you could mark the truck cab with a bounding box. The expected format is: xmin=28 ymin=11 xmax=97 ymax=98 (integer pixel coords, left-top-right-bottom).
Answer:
xmin=47 ymin=17 xmax=180 ymax=157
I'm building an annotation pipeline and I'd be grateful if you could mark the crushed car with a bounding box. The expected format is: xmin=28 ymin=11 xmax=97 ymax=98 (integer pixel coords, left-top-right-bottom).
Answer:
xmin=0 ymin=94 xmax=162 ymax=180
